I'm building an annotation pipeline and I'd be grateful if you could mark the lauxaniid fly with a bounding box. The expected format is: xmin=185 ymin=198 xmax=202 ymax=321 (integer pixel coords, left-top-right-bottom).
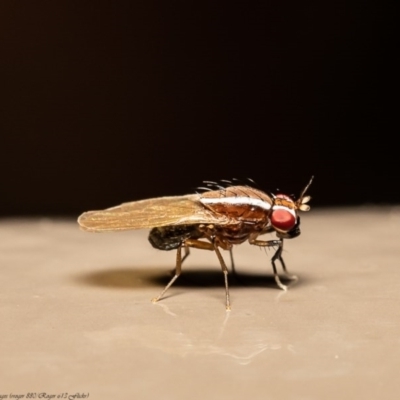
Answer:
xmin=78 ymin=177 xmax=313 ymax=310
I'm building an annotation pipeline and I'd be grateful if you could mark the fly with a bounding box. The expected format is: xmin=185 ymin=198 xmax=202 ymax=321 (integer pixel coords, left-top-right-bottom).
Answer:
xmin=78 ymin=177 xmax=313 ymax=310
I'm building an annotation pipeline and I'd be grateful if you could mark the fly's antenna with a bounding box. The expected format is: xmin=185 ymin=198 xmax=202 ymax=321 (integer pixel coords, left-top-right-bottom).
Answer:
xmin=296 ymin=176 xmax=314 ymax=211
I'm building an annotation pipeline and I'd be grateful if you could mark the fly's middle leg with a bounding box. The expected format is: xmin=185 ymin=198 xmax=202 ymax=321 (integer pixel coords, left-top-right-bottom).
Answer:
xmin=187 ymin=237 xmax=232 ymax=311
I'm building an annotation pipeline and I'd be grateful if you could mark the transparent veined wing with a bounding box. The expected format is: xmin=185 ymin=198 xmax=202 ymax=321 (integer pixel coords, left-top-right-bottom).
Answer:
xmin=78 ymin=194 xmax=234 ymax=232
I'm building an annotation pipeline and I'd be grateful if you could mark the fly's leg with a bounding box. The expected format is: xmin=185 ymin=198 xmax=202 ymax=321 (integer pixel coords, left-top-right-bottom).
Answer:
xmin=169 ymin=246 xmax=190 ymax=276
xmin=212 ymin=240 xmax=231 ymax=311
xmin=152 ymin=244 xmax=185 ymax=304
xmin=182 ymin=246 xmax=190 ymax=263
xmin=152 ymin=238 xmax=231 ymax=310
xmin=229 ymin=248 xmax=237 ymax=275
xmin=229 ymin=247 xmax=244 ymax=286
xmin=270 ymin=241 xmax=288 ymax=291
xmin=249 ymin=238 xmax=296 ymax=291
xmin=276 ymin=248 xmax=298 ymax=281
xmin=186 ymin=238 xmax=231 ymax=311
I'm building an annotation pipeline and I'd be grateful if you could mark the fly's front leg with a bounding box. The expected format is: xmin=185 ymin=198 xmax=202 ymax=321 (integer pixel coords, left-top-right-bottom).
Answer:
xmin=270 ymin=240 xmax=298 ymax=288
xmin=273 ymin=244 xmax=298 ymax=282
xmin=249 ymin=237 xmax=296 ymax=291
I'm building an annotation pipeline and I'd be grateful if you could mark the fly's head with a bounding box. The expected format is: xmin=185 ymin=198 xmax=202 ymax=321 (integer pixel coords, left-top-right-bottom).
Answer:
xmin=270 ymin=176 xmax=313 ymax=239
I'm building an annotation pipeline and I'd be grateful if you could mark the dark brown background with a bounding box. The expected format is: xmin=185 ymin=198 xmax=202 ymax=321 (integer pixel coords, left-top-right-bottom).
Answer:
xmin=1 ymin=2 xmax=395 ymax=216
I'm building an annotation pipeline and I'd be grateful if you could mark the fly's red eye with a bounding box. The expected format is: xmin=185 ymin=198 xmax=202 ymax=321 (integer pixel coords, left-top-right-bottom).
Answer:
xmin=271 ymin=209 xmax=296 ymax=231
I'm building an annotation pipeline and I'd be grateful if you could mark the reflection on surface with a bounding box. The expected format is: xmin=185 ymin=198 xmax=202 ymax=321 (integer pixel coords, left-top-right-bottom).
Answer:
xmin=84 ymin=289 xmax=295 ymax=366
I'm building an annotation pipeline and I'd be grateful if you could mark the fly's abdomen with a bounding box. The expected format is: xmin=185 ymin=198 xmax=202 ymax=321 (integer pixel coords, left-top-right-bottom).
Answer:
xmin=148 ymin=225 xmax=201 ymax=251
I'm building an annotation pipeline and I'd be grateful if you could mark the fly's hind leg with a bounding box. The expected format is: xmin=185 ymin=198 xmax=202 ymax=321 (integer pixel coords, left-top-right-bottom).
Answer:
xmin=152 ymin=244 xmax=186 ymax=304
xmin=168 ymin=246 xmax=190 ymax=276
xmin=182 ymin=246 xmax=190 ymax=263
xmin=249 ymin=238 xmax=297 ymax=291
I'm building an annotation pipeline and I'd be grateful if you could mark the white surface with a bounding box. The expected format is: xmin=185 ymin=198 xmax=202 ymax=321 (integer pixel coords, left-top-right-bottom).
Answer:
xmin=1 ymin=207 xmax=400 ymax=399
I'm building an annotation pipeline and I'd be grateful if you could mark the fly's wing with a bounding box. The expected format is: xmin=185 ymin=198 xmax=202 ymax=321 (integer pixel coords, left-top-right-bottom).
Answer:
xmin=78 ymin=194 xmax=233 ymax=232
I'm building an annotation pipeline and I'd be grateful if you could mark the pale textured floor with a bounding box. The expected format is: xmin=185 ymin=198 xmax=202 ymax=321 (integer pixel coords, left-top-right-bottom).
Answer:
xmin=1 ymin=207 xmax=400 ymax=400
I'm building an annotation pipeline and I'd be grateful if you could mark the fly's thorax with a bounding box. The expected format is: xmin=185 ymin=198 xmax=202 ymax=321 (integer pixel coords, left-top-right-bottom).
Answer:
xmin=199 ymin=187 xmax=272 ymax=225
